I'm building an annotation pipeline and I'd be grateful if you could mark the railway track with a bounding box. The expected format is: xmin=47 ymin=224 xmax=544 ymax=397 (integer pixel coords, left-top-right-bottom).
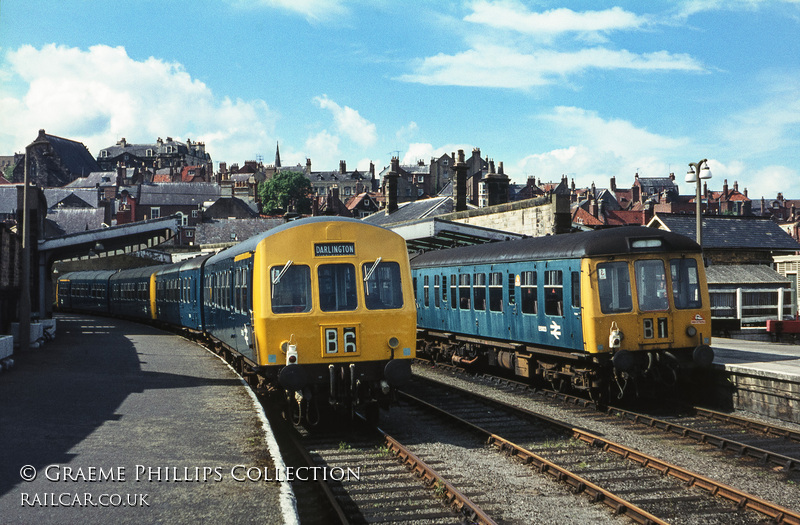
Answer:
xmin=401 ymin=372 xmax=800 ymax=524
xmin=415 ymin=359 xmax=800 ymax=476
xmin=268 ymin=408 xmax=496 ymax=525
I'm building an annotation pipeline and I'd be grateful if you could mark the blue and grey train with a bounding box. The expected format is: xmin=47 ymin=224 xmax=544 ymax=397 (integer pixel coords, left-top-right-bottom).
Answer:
xmin=57 ymin=217 xmax=418 ymax=425
xmin=410 ymin=226 xmax=714 ymax=401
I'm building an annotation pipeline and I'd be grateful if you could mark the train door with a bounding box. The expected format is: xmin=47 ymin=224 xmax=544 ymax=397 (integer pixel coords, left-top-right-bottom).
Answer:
xmin=232 ymin=255 xmax=256 ymax=361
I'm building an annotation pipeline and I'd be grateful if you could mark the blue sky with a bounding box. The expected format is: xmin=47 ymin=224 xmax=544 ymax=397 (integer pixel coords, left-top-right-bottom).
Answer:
xmin=1 ymin=1 xmax=799 ymax=199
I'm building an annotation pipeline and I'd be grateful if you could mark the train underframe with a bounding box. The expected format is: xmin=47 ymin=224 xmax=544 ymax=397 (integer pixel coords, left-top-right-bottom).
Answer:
xmin=202 ymin=336 xmax=413 ymax=428
xmin=417 ymin=329 xmax=710 ymax=405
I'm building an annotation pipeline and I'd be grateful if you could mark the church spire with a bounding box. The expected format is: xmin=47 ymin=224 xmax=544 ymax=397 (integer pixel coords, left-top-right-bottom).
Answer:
xmin=275 ymin=141 xmax=281 ymax=168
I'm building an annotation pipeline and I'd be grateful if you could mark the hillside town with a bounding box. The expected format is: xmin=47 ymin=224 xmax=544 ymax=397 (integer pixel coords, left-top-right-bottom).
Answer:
xmin=2 ymin=129 xmax=800 ymax=339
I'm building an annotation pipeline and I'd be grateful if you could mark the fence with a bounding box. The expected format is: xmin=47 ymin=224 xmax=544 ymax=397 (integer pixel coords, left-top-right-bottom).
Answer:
xmin=709 ymin=287 xmax=793 ymax=330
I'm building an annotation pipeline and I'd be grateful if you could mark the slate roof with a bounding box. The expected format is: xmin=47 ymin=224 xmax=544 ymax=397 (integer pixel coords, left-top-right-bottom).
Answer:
xmin=203 ymin=197 xmax=259 ymax=219
xmin=43 ymin=133 xmax=101 ymax=178
xmin=44 ymin=188 xmax=99 ymax=209
xmin=636 ymin=176 xmax=677 ymax=193
xmin=65 ymin=171 xmax=117 ymax=188
xmin=46 ymin=208 xmax=105 ymax=235
xmin=362 ymin=196 xmax=454 ymax=227
xmin=135 ymin=183 xmax=220 ymax=206
xmin=705 ymin=265 xmax=791 ymax=286
xmin=193 ymin=218 xmax=284 ymax=245
xmin=0 ymin=186 xmax=19 ymax=214
xmin=311 ymin=170 xmax=370 ymax=182
xmin=649 ymin=214 xmax=800 ymax=251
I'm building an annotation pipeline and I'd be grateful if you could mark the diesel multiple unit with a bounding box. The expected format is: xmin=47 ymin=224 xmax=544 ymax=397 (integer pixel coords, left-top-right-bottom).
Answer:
xmin=411 ymin=226 xmax=714 ymax=402
xmin=57 ymin=217 xmax=417 ymax=425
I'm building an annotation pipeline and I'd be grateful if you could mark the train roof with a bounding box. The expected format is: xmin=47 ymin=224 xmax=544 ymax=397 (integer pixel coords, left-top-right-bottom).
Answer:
xmin=109 ymin=265 xmax=164 ymax=281
xmin=153 ymin=253 xmax=212 ymax=276
xmin=58 ymin=269 xmax=118 ymax=281
xmin=410 ymin=226 xmax=701 ymax=268
xmin=205 ymin=216 xmax=389 ymax=266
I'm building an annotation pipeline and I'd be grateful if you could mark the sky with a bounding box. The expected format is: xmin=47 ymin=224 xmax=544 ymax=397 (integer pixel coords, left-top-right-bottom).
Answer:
xmin=1 ymin=1 xmax=799 ymax=200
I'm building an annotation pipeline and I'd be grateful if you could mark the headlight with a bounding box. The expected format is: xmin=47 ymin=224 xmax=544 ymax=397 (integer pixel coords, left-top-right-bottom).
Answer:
xmin=686 ymin=326 xmax=697 ymax=337
xmin=388 ymin=337 xmax=400 ymax=349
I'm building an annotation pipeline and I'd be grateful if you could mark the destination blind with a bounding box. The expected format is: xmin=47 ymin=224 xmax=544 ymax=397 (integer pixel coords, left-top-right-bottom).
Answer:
xmin=314 ymin=242 xmax=355 ymax=257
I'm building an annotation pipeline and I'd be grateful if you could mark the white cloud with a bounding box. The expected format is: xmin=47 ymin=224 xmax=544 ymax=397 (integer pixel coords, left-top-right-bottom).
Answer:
xmin=465 ymin=2 xmax=648 ymax=36
xmin=400 ymin=43 xmax=704 ymax=89
xmin=304 ymin=129 xmax=340 ymax=169
xmin=395 ymin=121 xmax=419 ymax=143
xmin=0 ymin=44 xmax=278 ymax=163
xmin=718 ymin=76 xmax=800 ymax=157
xmin=514 ymin=107 xmax=690 ymax=186
xmin=400 ymin=142 xmax=472 ymax=166
xmin=676 ymin=0 xmax=800 ymax=18
xmin=541 ymin=107 xmax=688 ymax=158
xmin=314 ymin=94 xmax=377 ymax=147
xmin=227 ymin=0 xmax=347 ymax=22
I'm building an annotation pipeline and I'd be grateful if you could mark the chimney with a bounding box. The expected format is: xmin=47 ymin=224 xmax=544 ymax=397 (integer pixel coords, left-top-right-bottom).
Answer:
xmin=734 ymin=181 xmax=739 ymax=193
xmin=483 ymin=159 xmax=509 ymax=207
xmin=452 ymin=150 xmax=468 ymax=212
xmin=498 ymin=161 xmax=504 ymax=175
xmin=306 ymin=158 xmax=312 ymax=174
xmin=610 ymin=176 xmax=616 ymax=191
xmin=339 ymin=160 xmax=346 ymax=174
xmin=385 ymin=157 xmax=400 ymax=213
xmin=723 ymin=179 xmax=729 ymax=200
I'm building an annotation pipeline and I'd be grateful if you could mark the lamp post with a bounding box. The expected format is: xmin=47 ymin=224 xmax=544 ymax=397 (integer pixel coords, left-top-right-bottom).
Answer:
xmin=686 ymin=159 xmax=712 ymax=247
xmin=19 ymin=145 xmax=33 ymax=351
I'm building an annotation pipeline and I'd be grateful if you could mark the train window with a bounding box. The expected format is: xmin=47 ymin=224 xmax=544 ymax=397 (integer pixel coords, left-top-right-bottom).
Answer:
xmin=544 ymin=270 xmax=563 ymax=316
xmin=450 ymin=274 xmax=457 ymax=308
xmin=571 ymin=271 xmax=580 ymax=308
xmin=318 ymin=264 xmax=357 ymax=312
xmin=597 ymin=262 xmax=632 ymax=313
xmin=362 ymin=261 xmax=403 ymax=310
xmin=271 ymin=264 xmax=311 ymax=314
xmin=670 ymin=258 xmax=702 ymax=309
xmin=413 ymin=277 xmax=417 ymax=301
xmin=473 ymin=273 xmax=486 ymax=311
xmin=442 ymin=275 xmax=448 ymax=304
xmin=459 ymin=274 xmax=471 ymax=309
xmin=434 ymin=275 xmax=440 ymax=308
xmin=489 ymin=272 xmax=503 ymax=312
xmin=235 ymin=268 xmax=241 ymax=312
xmin=635 ymin=260 xmax=668 ymax=311
xmin=508 ymin=273 xmax=516 ymax=306
xmin=521 ymin=271 xmax=537 ymax=314
xmin=423 ymin=275 xmax=430 ymax=307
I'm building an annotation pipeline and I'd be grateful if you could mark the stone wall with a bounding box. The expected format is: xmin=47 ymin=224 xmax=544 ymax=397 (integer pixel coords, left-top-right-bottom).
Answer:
xmin=436 ymin=193 xmax=572 ymax=237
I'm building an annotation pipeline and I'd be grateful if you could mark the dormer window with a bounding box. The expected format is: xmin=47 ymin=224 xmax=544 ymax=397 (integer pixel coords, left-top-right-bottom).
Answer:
xmin=146 ymin=149 xmax=154 ymax=157
xmin=100 ymin=150 xmax=108 ymax=158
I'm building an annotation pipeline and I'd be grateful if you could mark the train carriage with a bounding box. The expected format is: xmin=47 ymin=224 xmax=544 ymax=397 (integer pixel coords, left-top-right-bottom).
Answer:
xmin=411 ymin=226 xmax=713 ymax=401
xmin=56 ymin=218 xmax=416 ymax=426
xmin=205 ymin=217 xmax=417 ymax=424
xmin=108 ymin=266 xmax=160 ymax=321
xmin=56 ymin=270 xmax=117 ymax=313
xmin=154 ymin=255 xmax=209 ymax=332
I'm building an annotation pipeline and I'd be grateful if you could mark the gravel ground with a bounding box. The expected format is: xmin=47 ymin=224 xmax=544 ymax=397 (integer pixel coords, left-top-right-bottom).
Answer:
xmin=398 ymin=363 xmax=800 ymax=522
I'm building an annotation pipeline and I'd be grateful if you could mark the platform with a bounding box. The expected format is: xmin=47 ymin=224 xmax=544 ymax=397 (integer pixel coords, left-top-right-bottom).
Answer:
xmin=710 ymin=337 xmax=800 ymax=424
xmin=0 ymin=313 xmax=298 ymax=525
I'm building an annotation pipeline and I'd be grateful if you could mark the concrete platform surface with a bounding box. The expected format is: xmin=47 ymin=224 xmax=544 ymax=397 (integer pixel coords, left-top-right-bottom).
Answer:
xmin=0 ymin=313 xmax=298 ymax=525
xmin=712 ymin=336 xmax=800 ymax=382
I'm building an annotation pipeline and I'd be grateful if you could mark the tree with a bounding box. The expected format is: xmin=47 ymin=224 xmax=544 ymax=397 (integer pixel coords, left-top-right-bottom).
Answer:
xmin=258 ymin=171 xmax=312 ymax=215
